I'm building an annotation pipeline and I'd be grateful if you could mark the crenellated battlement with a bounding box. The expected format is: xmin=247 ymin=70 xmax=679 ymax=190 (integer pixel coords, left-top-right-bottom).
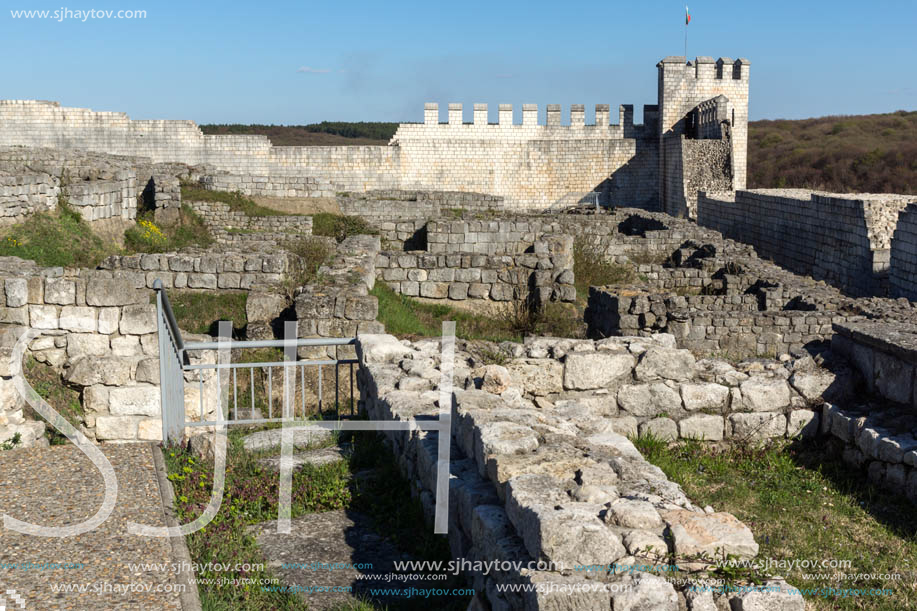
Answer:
xmin=416 ymin=102 xmax=653 ymax=131
xmin=657 ymin=56 xmax=750 ymax=81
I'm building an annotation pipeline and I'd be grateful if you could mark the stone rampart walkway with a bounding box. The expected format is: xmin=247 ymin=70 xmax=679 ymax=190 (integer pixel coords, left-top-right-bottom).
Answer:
xmin=0 ymin=443 xmax=193 ymax=610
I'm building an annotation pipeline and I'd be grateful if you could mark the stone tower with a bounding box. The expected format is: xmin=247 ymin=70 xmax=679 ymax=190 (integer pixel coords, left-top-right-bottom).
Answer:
xmin=657 ymin=56 xmax=750 ymax=216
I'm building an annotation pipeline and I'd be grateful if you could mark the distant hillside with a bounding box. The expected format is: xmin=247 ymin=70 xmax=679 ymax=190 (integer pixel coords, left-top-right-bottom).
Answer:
xmin=748 ymin=111 xmax=917 ymax=194
xmin=199 ymin=122 xmax=398 ymax=146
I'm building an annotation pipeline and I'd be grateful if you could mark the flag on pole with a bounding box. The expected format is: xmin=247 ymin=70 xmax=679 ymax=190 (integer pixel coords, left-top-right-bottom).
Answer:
xmin=686 ymin=5 xmax=691 ymax=25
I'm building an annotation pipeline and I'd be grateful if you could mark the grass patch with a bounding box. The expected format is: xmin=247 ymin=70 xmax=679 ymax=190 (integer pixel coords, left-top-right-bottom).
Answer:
xmin=0 ymin=199 xmax=117 ymax=267
xmin=23 ymin=357 xmax=83 ymax=445
xmin=164 ymin=426 xmax=468 ymax=610
xmin=124 ymin=206 xmax=214 ymax=253
xmin=311 ymin=213 xmax=379 ymax=243
xmin=633 ymin=436 xmax=917 ymax=610
xmin=281 ymin=236 xmax=334 ymax=299
xmin=371 ymin=282 xmax=521 ymax=342
xmin=180 ymin=183 xmax=286 ymax=217
xmin=573 ymin=240 xmax=637 ymax=301
xmin=372 ymin=283 xmax=585 ymax=342
xmin=167 ymin=290 xmax=248 ymax=336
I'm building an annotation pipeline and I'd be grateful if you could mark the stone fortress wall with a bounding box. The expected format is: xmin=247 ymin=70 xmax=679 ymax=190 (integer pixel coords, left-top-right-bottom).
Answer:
xmin=698 ymin=189 xmax=916 ymax=297
xmin=0 ymin=55 xmax=749 ymax=212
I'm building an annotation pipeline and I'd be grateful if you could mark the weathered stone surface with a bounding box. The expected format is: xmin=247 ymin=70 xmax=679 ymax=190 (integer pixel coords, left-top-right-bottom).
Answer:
xmin=481 ymin=364 xmax=513 ymax=394
xmin=789 ymin=370 xmax=835 ymax=403
xmin=506 ymin=475 xmax=626 ymax=568
xmin=678 ymin=414 xmax=725 ymax=441
xmin=65 ymin=357 xmax=131 ymax=386
xmin=787 ymin=410 xmax=819 ymax=438
xmin=739 ymin=376 xmax=790 ymax=411
xmin=563 ymin=352 xmax=634 ymax=390
xmin=246 ymin=292 xmax=287 ymax=323
xmin=95 ymin=415 xmax=141 ymax=440
xmin=109 ymin=385 xmax=160 ymax=417
xmin=44 ymin=279 xmax=76 ymax=305
xmin=119 ymin=304 xmax=156 ymax=335
xmin=680 ymin=382 xmax=729 ymax=411
xmin=66 ymin=333 xmax=110 ymax=358
xmin=617 ymin=382 xmax=682 ymax=416
xmin=661 ymin=509 xmax=759 ymax=559
xmin=610 ymin=574 xmax=678 ymax=611
xmin=520 ymin=572 xmax=612 ymax=611
xmin=86 ymin=278 xmax=145 ymax=306
xmin=606 ymin=498 xmax=662 ymax=529
xmin=506 ymin=358 xmax=564 ymax=396
xmin=728 ymin=412 xmax=787 ymax=440
xmin=638 ymin=417 xmax=678 ymax=441
xmin=729 ymin=578 xmax=805 ymax=610
xmin=357 ymin=334 xmax=411 ymax=364
xmin=874 ymin=352 xmax=914 ymax=404
xmin=634 ymin=347 xmax=695 ymax=381
xmin=59 ymin=306 xmax=97 ymax=332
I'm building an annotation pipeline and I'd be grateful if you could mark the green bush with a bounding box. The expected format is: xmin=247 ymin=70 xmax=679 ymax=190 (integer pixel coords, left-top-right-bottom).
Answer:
xmin=311 ymin=213 xmax=378 ymax=243
xmin=123 ymin=206 xmax=213 ymax=254
xmin=180 ymin=183 xmax=285 ymax=216
xmin=281 ymin=236 xmax=334 ymax=298
xmin=0 ymin=198 xmax=115 ymax=267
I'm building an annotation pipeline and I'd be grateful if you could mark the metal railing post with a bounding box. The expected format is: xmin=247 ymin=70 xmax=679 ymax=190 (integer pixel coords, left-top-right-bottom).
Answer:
xmin=154 ymin=279 xmax=186 ymax=445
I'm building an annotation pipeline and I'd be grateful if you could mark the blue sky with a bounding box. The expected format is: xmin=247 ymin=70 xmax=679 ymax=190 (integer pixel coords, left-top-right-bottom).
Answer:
xmin=2 ymin=0 xmax=914 ymax=124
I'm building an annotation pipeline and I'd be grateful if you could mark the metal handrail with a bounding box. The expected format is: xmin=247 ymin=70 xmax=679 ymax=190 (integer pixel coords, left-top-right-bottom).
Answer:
xmin=154 ymin=279 xmax=360 ymax=442
xmin=152 ymin=279 xmax=184 ymax=352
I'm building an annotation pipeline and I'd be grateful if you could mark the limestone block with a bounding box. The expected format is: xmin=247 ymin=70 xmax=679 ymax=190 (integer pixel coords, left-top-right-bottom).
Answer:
xmin=66 ymin=356 xmax=132 ymax=387
xmin=111 ymin=335 xmax=142 ymax=357
xmin=563 ymin=353 xmax=635 ymax=390
xmin=678 ymin=414 xmax=725 ymax=441
xmin=506 ymin=359 xmax=563 ymax=396
xmin=29 ymin=305 xmax=59 ymax=329
xmin=95 ymin=415 xmax=141 ymax=440
xmin=639 ymin=417 xmax=678 ymax=441
xmin=605 ymin=498 xmax=662 ymax=529
xmin=5 ymin=278 xmax=27 ymax=307
xmin=86 ymin=277 xmax=145 ymax=306
xmin=680 ymin=382 xmax=729 ymax=411
xmin=420 ymin=282 xmax=449 ymax=299
xmin=729 ymin=578 xmax=804 ymax=611
xmin=506 ymin=475 xmax=625 ymax=568
xmin=66 ymin=333 xmax=110 ymax=358
xmin=610 ymin=574 xmax=678 ymax=611
xmin=135 ymin=358 xmax=160 ymax=384
xmin=661 ymin=509 xmax=759 ymax=559
xmin=787 ymin=410 xmax=819 ymax=439
xmin=137 ymin=418 xmax=163 ymax=441
xmin=728 ymin=412 xmax=786 ymax=440
xmin=119 ymin=304 xmax=156 ymax=335
xmin=44 ymin=278 xmax=76 ymax=305
xmin=634 ymin=347 xmax=696 ymax=381
xmin=98 ymin=308 xmax=120 ymax=334
xmin=109 ymin=385 xmax=160 ymax=416
xmin=356 ymin=334 xmax=411 ymax=364
xmin=83 ymin=385 xmax=109 ymax=412
xmin=739 ymin=376 xmax=790 ymax=411
xmin=60 ymin=306 xmax=96 ymax=332
xmin=617 ymin=382 xmax=681 ymax=416
xmin=874 ymin=352 xmax=913 ymax=404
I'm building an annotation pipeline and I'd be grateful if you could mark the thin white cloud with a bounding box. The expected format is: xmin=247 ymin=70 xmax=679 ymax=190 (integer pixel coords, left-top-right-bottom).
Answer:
xmin=296 ymin=66 xmax=331 ymax=74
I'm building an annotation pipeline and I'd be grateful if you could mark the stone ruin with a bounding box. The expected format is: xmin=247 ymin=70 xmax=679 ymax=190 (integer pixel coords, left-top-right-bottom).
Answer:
xmin=1 ymin=53 xmax=916 ymax=610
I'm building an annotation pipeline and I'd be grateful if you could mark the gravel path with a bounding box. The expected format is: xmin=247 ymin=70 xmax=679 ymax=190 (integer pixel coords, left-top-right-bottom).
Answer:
xmin=0 ymin=443 xmax=188 ymax=610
